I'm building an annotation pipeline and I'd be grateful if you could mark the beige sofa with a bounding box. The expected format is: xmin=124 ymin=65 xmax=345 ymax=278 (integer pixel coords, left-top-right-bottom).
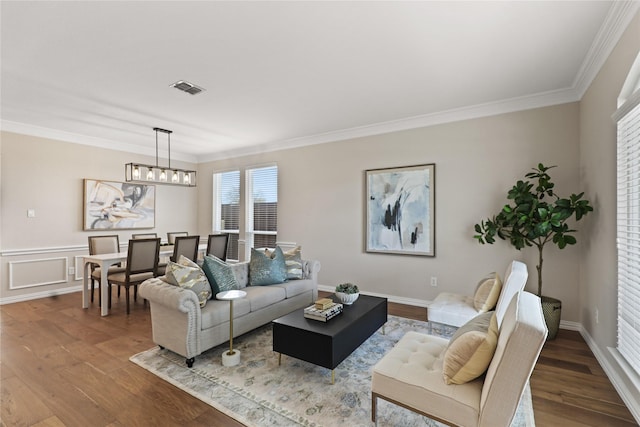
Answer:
xmin=139 ymin=259 xmax=320 ymax=367
xmin=372 ymin=291 xmax=547 ymax=427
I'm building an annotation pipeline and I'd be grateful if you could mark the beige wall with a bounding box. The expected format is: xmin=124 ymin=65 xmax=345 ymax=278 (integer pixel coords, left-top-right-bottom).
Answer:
xmin=0 ymin=132 xmax=199 ymax=300
xmin=198 ymin=103 xmax=583 ymax=316
xmin=579 ymin=10 xmax=640 ymax=408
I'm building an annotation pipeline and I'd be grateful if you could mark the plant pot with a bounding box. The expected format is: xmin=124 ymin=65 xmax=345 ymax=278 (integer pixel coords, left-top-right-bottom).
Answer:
xmin=335 ymin=292 xmax=359 ymax=305
xmin=541 ymin=296 xmax=562 ymax=340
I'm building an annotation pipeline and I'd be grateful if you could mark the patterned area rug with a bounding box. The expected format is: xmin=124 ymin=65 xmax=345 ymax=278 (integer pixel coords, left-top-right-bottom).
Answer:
xmin=130 ymin=316 xmax=534 ymax=427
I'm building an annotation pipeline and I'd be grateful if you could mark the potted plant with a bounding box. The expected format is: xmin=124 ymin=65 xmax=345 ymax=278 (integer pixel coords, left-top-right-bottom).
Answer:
xmin=473 ymin=164 xmax=593 ymax=339
xmin=335 ymin=283 xmax=360 ymax=305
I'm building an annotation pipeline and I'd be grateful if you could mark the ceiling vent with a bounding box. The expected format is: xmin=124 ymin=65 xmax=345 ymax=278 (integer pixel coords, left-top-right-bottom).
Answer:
xmin=170 ymin=80 xmax=205 ymax=95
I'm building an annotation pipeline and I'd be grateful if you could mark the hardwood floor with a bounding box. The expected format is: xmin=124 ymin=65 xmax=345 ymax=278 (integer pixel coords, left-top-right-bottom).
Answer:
xmin=1 ymin=291 xmax=636 ymax=426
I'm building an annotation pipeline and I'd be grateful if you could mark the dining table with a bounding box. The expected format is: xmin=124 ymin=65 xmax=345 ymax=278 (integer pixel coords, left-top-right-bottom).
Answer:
xmin=82 ymin=243 xmax=207 ymax=316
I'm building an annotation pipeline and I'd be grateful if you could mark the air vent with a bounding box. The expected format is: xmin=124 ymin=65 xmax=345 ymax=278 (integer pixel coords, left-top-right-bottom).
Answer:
xmin=170 ymin=80 xmax=205 ymax=95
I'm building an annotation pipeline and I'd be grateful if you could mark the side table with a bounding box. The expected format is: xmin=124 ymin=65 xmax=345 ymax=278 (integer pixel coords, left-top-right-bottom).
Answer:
xmin=216 ymin=289 xmax=247 ymax=366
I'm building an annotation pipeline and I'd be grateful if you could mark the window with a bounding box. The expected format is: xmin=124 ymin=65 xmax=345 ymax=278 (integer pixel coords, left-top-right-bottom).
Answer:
xmin=213 ymin=170 xmax=240 ymax=260
xmin=246 ymin=165 xmax=278 ymax=251
xmin=615 ymin=53 xmax=640 ymax=377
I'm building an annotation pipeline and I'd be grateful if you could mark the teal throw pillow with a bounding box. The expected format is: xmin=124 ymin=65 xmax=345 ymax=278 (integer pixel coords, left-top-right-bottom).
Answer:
xmin=202 ymin=255 xmax=239 ymax=297
xmin=165 ymin=255 xmax=212 ymax=307
xmin=265 ymin=246 xmax=303 ymax=280
xmin=250 ymin=246 xmax=288 ymax=286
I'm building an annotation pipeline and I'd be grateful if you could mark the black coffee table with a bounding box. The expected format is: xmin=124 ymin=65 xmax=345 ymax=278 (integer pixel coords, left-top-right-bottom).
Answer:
xmin=272 ymin=294 xmax=387 ymax=383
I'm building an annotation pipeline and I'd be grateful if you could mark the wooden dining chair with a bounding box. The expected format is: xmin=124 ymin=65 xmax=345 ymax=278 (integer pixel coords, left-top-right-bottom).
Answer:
xmin=206 ymin=233 xmax=229 ymax=261
xmin=107 ymin=238 xmax=160 ymax=314
xmin=88 ymin=235 xmax=125 ymax=304
xmin=158 ymin=235 xmax=200 ymax=275
xmin=167 ymin=231 xmax=188 ymax=245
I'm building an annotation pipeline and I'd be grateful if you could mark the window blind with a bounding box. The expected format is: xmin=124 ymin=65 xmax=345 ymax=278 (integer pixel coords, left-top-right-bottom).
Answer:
xmin=617 ymin=99 xmax=640 ymax=376
xmin=247 ymin=165 xmax=278 ymax=248
xmin=214 ymin=170 xmax=240 ymax=260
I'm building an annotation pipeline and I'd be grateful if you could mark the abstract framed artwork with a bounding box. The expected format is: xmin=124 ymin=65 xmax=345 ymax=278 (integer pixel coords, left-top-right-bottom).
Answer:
xmin=83 ymin=179 xmax=155 ymax=230
xmin=365 ymin=164 xmax=435 ymax=256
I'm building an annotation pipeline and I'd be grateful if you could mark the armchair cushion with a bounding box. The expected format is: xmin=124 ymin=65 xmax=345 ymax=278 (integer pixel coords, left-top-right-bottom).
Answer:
xmin=165 ymin=256 xmax=212 ymax=308
xmin=473 ymin=273 xmax=502 ymax=312
xmin=443 ymin=312 xmax=498 ymax=384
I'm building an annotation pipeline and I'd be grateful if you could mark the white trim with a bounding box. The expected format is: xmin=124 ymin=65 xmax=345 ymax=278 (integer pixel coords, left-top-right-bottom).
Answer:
xmin=9 ymin=257 xmax=68 ymax=289
xmin=317 ymin=284 xmax=430 ymax=308
xmin=74 ymin=255 xmax=85 ymax=281
xmin=2 ymin=3 xmax=637 ymax=165
xmin=199 ymin=88 xmax=580 ymax=162
xmin=1 ymin=244 xmax=88 ymax=257
xmin=0 ymin=285 xmax=82 ymax=305
xmin=0 ymin=120 xmax=199 ymax=163
xmin=573 ymin=1 xmax=640 ymax=99
xmin=577 ymin=326 xmax=640 ymax=424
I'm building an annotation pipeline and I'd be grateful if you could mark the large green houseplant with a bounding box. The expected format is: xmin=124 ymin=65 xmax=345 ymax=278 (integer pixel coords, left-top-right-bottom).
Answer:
xmin=473 ymin=164 xmax=593 ymax=339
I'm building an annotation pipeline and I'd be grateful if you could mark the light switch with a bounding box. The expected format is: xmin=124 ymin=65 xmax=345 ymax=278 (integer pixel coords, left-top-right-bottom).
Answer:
xmin=27 ymin=209 xmax=36 ymax=218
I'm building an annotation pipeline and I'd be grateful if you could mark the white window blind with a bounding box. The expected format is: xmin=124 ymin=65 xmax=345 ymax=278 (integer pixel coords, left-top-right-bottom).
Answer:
xmin=213 ymin=170 xmax=240 ymax=260
xmin=246 ymin=165 xmax=278 ymax=249
xmin=617 ymin=98 xmax=640 ymax=376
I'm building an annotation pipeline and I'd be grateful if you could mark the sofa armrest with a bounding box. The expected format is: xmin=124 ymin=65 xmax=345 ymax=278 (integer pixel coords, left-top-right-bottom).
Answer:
xmin=139 ymin=277 xmax=203 ymax=359
xmin=139 ymin=277 xmax=201 ymax=314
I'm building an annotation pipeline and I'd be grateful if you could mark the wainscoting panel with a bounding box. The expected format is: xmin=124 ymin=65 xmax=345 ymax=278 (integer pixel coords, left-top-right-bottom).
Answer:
xmin=9 ymin=257 xmax=68 ymax=289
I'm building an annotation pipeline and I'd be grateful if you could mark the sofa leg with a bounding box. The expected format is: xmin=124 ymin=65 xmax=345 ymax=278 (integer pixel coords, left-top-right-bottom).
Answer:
xmin=186 ymin=357 xmax=194 ymax=368
xmin=158 ymin=345 xmax=165 ymax=350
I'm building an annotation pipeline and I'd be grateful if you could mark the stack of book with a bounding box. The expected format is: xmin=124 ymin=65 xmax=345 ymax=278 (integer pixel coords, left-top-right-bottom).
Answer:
xmin=304 ymin=299 xmax=343 ymax=322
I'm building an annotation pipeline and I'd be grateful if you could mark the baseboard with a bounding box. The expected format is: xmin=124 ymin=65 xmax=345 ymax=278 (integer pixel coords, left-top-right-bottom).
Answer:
xmin=317 ymin=284 xmax=430 ymax=308
xmin=0 ymin=284 xmax=82 ymax=305
xmin=577 ymin=326 xmax=640 ymax=424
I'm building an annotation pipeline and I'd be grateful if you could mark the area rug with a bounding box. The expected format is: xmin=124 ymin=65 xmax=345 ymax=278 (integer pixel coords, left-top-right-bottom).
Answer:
xmin=130 ymin=316 xmax=534 ymax=427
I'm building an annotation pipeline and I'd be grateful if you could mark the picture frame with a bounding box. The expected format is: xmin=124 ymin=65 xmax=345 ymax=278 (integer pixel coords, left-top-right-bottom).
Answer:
xmin=365 ymin=163 xmax=435 ymax=256
xmin=83 ymin=179 xmax=156 ymax=230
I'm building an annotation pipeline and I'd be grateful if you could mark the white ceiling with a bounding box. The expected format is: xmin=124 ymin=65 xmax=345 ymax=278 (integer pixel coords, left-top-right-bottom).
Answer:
xmin=1 ymin=1 xmax=638 ymax=163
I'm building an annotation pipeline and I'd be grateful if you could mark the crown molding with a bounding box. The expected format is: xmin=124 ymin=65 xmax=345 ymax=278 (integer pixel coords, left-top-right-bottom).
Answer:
xmin=573 ymin=1 xmax=640 ymax=99
xmin=200 ymin=86 xmax=580 ymax=162
xmin=0 ymin=120 xmax=199 ymax=164
xmin=4 ymin=3 xmax=637 ymax=164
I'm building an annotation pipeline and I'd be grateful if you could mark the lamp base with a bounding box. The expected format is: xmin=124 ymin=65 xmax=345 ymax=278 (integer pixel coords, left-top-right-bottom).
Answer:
xmin=222 ymin=349 xmax=241 ymax=366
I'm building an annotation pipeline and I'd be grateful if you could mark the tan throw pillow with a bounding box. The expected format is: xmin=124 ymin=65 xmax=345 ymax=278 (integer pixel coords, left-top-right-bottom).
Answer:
xmin=265 ymin=246 xmax=303 ymax=279
xmin=166 ymin=255 xmax=212 ymax=308
xmin=473 ymin=272 xmax=502 ymax=312
xmin=442 ymin=312 xmax=498 ymax=385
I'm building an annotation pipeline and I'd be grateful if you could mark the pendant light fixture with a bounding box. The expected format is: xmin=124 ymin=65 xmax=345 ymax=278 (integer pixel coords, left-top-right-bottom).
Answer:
xmin=125 ymin=127 xmax=197 ymax=187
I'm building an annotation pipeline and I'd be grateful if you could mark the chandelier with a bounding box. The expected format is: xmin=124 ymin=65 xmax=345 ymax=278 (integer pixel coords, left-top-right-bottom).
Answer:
xmin=125 ymin=127 xmax=197 ymax=187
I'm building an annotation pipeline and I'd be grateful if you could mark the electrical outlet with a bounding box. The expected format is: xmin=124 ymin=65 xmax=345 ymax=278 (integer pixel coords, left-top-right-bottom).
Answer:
xmin=595 ymin=307 xmax=599 ymax=324
xmin=68 ymin=266 xmax=75 ymax=275
xmin=27 ymin=209 xmax=36 ymax=218
xmin=430 ymin=276 xmax=437 ymax=287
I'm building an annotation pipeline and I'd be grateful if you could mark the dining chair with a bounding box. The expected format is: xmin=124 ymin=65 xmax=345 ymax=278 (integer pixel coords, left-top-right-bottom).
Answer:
xmin=88 ymin=235 xmax=125 ymax=304
xmin=132 ymin=232 xmax=157 ymax=239
xmin=206 ymin=233 xmax=229 ymax=261
xmin=167 ymin=231 xmax=188 ymax=245
xmin=158 ymin=235 xmax=201 ymax=275
xmin=107 ymin=238 xmax=160 ymax=314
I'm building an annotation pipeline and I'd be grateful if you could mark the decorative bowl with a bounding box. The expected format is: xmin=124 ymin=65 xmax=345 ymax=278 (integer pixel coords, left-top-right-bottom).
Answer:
xmin=335 ymin=291 xmax=359 ymax=305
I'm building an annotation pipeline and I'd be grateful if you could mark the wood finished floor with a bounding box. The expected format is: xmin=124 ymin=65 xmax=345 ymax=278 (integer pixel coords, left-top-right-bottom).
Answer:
xmin=0 ymin=291 xmax=636 ymax=426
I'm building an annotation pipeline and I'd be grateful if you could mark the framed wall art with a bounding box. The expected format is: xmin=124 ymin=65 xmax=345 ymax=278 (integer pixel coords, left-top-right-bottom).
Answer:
xmin=83 ymin=179 xmax=155 ymax=230
xmin=365 ymin=163 xmax=435 ymax=256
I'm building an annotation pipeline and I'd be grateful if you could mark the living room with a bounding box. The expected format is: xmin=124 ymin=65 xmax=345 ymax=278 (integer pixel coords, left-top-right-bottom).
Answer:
xmin=2 ymin=1 xmax=640 ymax=426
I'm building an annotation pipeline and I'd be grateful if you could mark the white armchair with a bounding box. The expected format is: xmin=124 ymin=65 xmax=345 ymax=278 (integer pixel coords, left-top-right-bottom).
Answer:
xmin=372 ymin=291 xmax=547 ymax=427
xmin=428 ymin=260 xmax=528 ymax=329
